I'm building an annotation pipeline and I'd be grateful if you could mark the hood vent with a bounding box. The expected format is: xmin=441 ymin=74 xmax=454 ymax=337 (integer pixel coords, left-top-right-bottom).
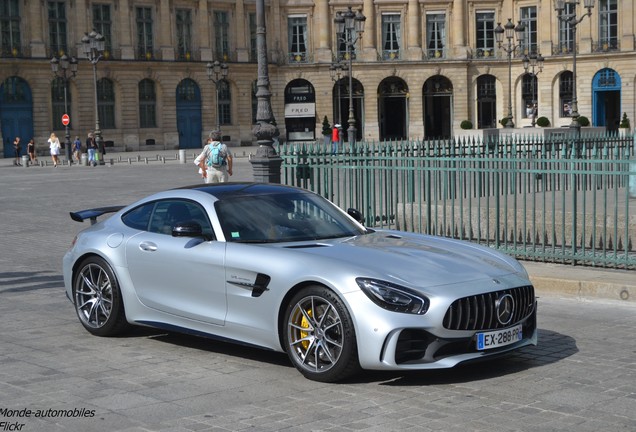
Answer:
xmin=284 ymin=243 xmax=330 ymax=249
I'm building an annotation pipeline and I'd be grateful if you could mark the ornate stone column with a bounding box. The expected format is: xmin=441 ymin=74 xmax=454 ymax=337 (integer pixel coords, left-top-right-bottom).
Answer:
xmin=361 ymin=0 xmax=377 ymax=61
xmin=406 ymin=0 xmax=421 ymax=60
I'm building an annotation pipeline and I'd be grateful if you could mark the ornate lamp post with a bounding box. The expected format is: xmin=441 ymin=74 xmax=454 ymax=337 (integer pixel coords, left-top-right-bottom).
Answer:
xmin=50 ymin=54 xmax=78 ymax=164
xmin=329 ymin=61 xmax=346 ymax=126
xmin=206 ymin=60 xmax=229 ymax=132
xmin=334 ymin=7 xmax=366 ymax=145
xmin=555 ymin=0 xmax=594 ymax=130
xmin=81 ymin=30 xmax=105 ymax=163
xmin=495 ymin=19 xmax=525 ymax=128
xmin=249 ymin=0 xmax=282 ymax=183
xmin=522 ymin=52 xmax=544 ymax=127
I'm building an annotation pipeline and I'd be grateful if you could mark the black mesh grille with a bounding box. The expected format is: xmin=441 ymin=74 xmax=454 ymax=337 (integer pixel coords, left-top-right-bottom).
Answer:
xmin=443 ymin=285 xmax=535 ymax=331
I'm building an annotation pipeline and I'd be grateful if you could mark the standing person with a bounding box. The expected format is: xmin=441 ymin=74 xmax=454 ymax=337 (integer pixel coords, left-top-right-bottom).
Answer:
xmin=196 ymin=130 xmax=233 ymax=184
xmin=48 ymin=133 xmax=61 ymax=167
xmin=86 ymin=132 xmax=97 ymax=167
xmin=193 ymin=137 xmax=212 ymax=182
xmin=73 ymin=136 xmax=82 ymax=163
xmin=331 ymin=124 xmax=340 ymax=154
xmin=27 ymin=138 xmax=37 ymax=165
xmin=12 ymin=136 xmax=21 ymax=166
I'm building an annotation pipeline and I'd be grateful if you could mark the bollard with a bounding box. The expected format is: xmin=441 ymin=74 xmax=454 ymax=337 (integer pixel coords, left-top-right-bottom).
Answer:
xmin=144 ymin=157 xmax=148 ymax=164
xmin=21 ymin=155 xmax=29 ymax=168
xmin=179 ymin=149 xmax=186 ymax=163
xmin=81 ymin=153 xmax=88 ymax=166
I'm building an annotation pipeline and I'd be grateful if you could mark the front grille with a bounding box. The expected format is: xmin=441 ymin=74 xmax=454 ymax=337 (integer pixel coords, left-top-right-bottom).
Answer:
xmin=443 ymin=285 xmax=535 ymax=331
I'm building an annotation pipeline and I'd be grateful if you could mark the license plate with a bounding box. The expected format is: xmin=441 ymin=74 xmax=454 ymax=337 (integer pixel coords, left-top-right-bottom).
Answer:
xmin=476 ymin=324 xmax=523 ymax=350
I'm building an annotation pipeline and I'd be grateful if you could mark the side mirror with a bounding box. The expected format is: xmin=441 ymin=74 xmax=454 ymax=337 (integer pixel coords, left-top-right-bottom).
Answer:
xmin=172 ymin=221 xmax=203 ymax=238
xmin=347 ymin=208 xmax=364 ymax=224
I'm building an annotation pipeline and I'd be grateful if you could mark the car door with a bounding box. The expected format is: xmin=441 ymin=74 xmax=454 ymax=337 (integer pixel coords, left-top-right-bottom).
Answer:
xmin=124 ymin=199 xmax=227 ymax=325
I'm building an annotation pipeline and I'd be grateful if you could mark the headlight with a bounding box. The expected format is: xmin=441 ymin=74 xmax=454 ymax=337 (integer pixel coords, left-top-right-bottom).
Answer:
xmin=356 ymin=278 xmax=429 ymax=315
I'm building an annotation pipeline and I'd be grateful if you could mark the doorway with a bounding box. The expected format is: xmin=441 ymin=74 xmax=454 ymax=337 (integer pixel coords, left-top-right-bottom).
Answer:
xmin=176 ymin=79 xmax=202 ymax=149
xmin=592 ymin=68 xmax=621 ymax=132
xmin=0 ymin=77 xmax=34 ymax=158
xmin=378 ymin=77 xmax=408 ymax=141
xmin=423 ymin=76 xmax=453 ymax=139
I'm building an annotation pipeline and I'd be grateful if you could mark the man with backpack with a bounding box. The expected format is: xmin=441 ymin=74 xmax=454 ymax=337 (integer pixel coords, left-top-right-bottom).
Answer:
xmin=196 ymin=130 xmax=233 ymax=183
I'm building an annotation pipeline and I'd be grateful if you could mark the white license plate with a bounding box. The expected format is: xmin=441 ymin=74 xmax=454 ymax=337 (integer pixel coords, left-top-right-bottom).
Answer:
xmin=476 ymin=324 xmax=523 ymax=350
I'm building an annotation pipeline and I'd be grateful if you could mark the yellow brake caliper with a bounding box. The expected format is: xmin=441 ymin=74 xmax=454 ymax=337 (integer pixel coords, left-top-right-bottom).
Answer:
xmin=300 ymin=308 xmax=313 ymax=350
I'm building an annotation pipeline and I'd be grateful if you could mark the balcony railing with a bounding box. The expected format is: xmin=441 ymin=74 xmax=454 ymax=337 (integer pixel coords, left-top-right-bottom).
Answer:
xmin=381 ymin=49 xmax=401 ymax=61
xmin=0 ymin=45 xmax=30 ymax=58
xmin=426 ymin=48 xmax=445 ymax=59
xmin=551 ymin=42 xmax=575 ymax=56
xmin=473 ymin=48 xmax=496 ymax=59
xmin=593 ymin=39 xmax=619 ymax=52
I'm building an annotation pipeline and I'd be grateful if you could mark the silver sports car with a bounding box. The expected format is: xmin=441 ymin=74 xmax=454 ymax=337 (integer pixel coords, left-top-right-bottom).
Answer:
xmin=63 ymin=183 xmax=537 ymax=382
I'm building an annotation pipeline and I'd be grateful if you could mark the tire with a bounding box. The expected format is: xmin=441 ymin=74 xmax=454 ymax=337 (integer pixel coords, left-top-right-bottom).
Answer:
xmin=283 ymin=285 xmax=360 ymax=382
xmin=72 ymin=256 xmax=129 ymax=336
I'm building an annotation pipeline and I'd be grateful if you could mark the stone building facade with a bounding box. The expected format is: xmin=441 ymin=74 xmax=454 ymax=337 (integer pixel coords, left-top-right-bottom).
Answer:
xmin=0 ymin=0 xmax=634 ymax=156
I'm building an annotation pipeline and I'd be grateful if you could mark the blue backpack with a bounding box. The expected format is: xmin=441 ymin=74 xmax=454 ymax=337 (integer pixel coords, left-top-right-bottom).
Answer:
xmin=206 ymin=142 xmax=226 ymax=167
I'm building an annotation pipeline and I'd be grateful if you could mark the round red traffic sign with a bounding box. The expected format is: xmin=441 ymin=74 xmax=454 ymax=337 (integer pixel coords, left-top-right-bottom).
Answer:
xmin=61 ymin=114 xmax=70 ymax=126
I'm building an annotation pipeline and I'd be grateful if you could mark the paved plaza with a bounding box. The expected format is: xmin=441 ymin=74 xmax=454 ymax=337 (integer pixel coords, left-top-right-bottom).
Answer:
xmin=1 ymin=153 xmax=635 ymax=431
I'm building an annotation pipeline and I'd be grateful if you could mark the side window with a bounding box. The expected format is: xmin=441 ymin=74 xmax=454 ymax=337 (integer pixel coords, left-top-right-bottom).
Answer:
xmin=121 ymin=203 xmax=154 ymax=230
xmin=147 ymin=200 xmax=214 ymax=238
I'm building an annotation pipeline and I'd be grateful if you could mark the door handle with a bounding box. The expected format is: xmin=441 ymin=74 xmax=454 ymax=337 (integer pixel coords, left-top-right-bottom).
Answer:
xmin=139 ymin=241 xmax=157 ymax=252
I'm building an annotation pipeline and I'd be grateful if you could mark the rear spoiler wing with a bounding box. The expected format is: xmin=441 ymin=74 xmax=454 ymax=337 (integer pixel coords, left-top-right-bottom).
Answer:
xmin=70 ymin=206 xmax=125 ymax=225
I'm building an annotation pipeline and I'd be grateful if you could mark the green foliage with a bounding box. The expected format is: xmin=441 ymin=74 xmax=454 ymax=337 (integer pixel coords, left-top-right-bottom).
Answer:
xmin=460 ymin=120 xmax=473 ymax=130
xmin=536 ymin=116 xmax=550 ymax=127
xmin=499 ymin=117 xmax=508 ymax=127
xmin=577 ymin=116 xmax=590 ymax=127
xmin=321 ymin=116 xmax=331 ymax=135
xmin=619 ymin=112 xmax=630 ymax=129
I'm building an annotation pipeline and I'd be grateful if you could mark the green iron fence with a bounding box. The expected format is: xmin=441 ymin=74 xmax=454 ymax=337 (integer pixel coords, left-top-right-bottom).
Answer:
xmin=279 ymin=132 xmax=636 ymax=270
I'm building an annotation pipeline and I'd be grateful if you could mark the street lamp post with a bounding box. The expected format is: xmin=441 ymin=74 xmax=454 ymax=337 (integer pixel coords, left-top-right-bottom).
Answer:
xmin=495 ymin=19 xmax=525 ymax=128
xmin=334 ymin=7 xmax=366 ymax=145
xmin=81 ymin=30 xmax=105 ymax=164
xmin=522 ymin=52 xmax=544 ymax=127
xmin=555 ymin=0 xmax=595 ymax=130
xmin=206 ymin=60 xmax=229 ymax=132
xmin=50 ymin=54 xmax=78 ymax=164
xmin=329 ymin=61 xmax=346 ymax=126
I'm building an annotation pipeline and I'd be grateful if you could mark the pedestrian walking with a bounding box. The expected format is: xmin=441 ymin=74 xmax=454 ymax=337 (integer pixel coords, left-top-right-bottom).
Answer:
xmin=73 ymin=136 xmax=82 ymax=163
xmin=48 ymin=133 xmax=61 ymax=167
xmin=193 ymin=137 xmax=212 ymax=181
xmin=331 ymin=125 xmax=340 ymax=154
xmin=196 ymin=130 xmax=233 ymax=183
xmin=86 ymin=132 xmax=97 ymax=167
xmin=12 ymin=136 xmax=22 ymax=166
xmin=27 ymin=138 xmax=37 ymax=165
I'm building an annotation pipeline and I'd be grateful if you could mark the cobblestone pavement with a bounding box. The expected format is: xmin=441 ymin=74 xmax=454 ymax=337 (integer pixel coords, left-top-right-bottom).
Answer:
xmin=1 ymin=155 xmax=635 ymax=432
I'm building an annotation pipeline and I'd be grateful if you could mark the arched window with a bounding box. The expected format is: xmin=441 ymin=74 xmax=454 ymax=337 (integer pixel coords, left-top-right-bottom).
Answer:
xmin=218 ymin=79 xmax=231 ymax=125
xmin=559 ymin=71 xmax=573 ymax=117
xmin=139 ymin=79 xmax=156 ymax=128
xmin=97 ymin=78 xmax=115 ymax=129
xmin=51 ymin=77 xmax=70 ymax=130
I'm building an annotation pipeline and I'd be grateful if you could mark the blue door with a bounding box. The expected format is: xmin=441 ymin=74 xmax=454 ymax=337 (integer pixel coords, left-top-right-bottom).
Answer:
xmin=176 ymin=79 xmax=202 ymax=149
xmin=0 ymin=77 xmax=34 ymax=158
xmin=592 ymin=68 xmax=621 ymax=132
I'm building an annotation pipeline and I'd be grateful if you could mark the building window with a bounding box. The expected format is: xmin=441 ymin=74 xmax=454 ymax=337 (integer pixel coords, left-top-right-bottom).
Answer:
xmin=97 ymin=78 xmax=115 ymax=129
xmin=249 ymin=13 xmax=257 ymax=62
xmin=288 ymin=16 xmax=308 ymax=63
xmin=176 ymin=9 xmax=193 ymax=60
xmin=557 ymin=2 xmax=575 ymax=54
xmin=214 ymin=11 xmax=230 ymax=61
xmin=218 ymin=80 xmax=231 ymax=125
xmin=48 ymin=1 xmax=67 ymax=56
xmin=521 ymin=74 xmax=538 ymax=118
xmin=520 ymin=6 xmax=537 ymax=55
xmin=51 ymin=77 xmax=69 ymax=130
xmin=598 ymin=0 xmax=618 ymax=51
xmin=475 ymin=11 xmax=495 ymax=58
xmin=382 ymin=14 xmax=401 ymax=60
xmin=559 ymin=71 xmax=573 ymax=117
xmin=136 ymin=7 xmax=153 ymax=60
xmin=426 ymin=13 xmax=445 ymax=59
xmin=139 ymin=79 xmax=156 ymax=128
xmin=92 ymin=4 xmax=112 ymax=55
xmin=0 ymin=0 xmax=21 ymax=57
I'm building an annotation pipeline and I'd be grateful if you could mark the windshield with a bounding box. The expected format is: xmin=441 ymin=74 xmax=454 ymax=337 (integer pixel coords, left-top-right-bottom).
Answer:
xmin=215 ymin=191 xmax=365 ymax=243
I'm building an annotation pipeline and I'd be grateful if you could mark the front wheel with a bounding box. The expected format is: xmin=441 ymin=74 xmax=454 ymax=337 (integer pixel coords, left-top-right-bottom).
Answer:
xmin=73 ymin=256 xmax=129 ymax=336
xmin=283 ymin=286 xmax=360 ymax=382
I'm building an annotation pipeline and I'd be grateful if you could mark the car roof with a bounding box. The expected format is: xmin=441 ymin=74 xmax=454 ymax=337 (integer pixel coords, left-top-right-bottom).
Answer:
xmin=175 ymin=182 xmax=307 ymax=200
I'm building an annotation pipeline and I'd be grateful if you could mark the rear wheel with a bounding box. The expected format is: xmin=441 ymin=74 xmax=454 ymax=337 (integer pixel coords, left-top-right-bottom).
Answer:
xmin=73 ymin=256 xmax=129 ymax=336
xmin=284 ymin=286 xmax=360 ymax=382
